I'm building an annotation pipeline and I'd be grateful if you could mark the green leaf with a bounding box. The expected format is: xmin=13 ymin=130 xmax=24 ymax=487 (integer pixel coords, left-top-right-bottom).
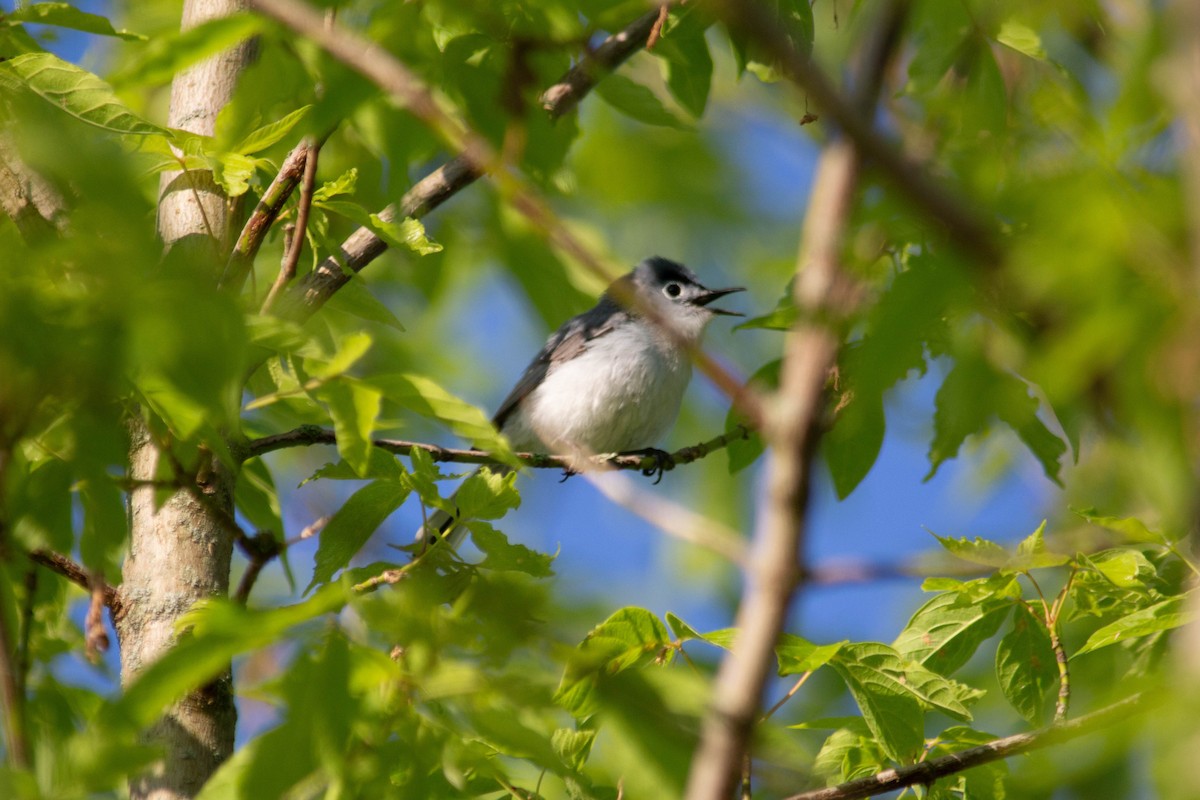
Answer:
xmin=655 ymin=14 xmax=713 ymax=118
xmin=233 ymin=106 xmax=311 ymax=155
xmin=929 ymin=532 xmax=1012 ymax=568
xmin=313 ymin=167 xmax=358 ymax=202
xmin=776 ymin=634 xmax=845 ymax=676
xmin=894 ymin=590 xmax=1012 ymax=675
xmin=316 ymin=380 xmax=382 ymax=477
xmin=371 ymin=373 xmax=518 ymax=466
xmin=108 ymin=13 xmax=263 ymax=88
xmin=725 ymin=359 xmax=779 ymax=473
xmin=0 ymin=53 xmax=169 ymax=136
xmin=551 ymin=728 xmax=597 ymax=773
xmin=1009 ymin=521 xmax=1070 ymax=570
xmin=812 ymin=720 xmax=888 ymax=784
xmin=1076 ymin=593 xmax=1197 ymax=655
xmin=594 ymin=74 xmax=689 ymax=129
xmin=1073 ymin=507 xmax=1168 ymax=543
xmin=79 ymin=474 xmax=127 ymax=575
xmin=824 ymin=389 xmax=885 ymax=500
xmin=369 ymin=214 xmax=443 ymax=256
xmin=466 ymin=522 xmax=553 ymax=577
xmin=995 ymin=20 xmax=1046 ymax=60
xmin=995 ymin=604 xmax=1057 ymax=724
xmin=926 ymin=356 xmax=1065 ymax=485
xmin=901 ymin=661 xmax=975 ymax=721
xmin=1086 ymin=549 xmax=1156 ymax=589
xmin=556 ymin=607 xmax=674 ymax=717
xmin=306 ymin=480 xmax=410 ymax=592
xmin=8 ymin=3 xmax=143 ymax=40
xmin=726 ymin=0 xmax=813 ymax=81
xmin=454 ymin=468 xmax=520 ymax=520
xmin=666 ymin=611 xmax=702 ymax=642
xmin=829 ymin=643 xmax=925 ymax=763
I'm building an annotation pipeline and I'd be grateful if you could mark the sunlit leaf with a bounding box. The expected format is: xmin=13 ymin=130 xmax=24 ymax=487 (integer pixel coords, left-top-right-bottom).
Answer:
xmin=306 ymin=480 xmax=410 ymax=592
xmin=595 ymin=74 xmax=689 ymax=129
xmin=8 ymin=3 xmax=144 ymax=40
xmin=829 ymin=643 xmax=925 ymax=762
xmin=776 ymin=634 xmax=846 ymax=676
xmin=894 ymin=590 xmax=1012 ymax=674
xmin=1076 ymin=594 xmax=1197 ymax=655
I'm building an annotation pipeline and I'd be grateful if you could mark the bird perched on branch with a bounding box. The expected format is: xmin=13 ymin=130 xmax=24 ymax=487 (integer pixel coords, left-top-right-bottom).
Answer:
xmin=418 ymin=256 xmax=743 ymax=548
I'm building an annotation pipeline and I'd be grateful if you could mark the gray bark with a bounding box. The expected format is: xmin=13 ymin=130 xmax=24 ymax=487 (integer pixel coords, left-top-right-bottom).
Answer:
xmin=116 ymin=2 xmax=255 ymax=798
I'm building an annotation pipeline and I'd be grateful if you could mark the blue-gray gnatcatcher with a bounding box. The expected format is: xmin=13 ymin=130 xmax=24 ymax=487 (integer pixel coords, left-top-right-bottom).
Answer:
xmin=418 ymin=256 xmax=743 ymax=547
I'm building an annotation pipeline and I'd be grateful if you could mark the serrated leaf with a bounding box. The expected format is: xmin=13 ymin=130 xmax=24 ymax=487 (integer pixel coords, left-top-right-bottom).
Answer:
xmin=9 ymin=3 xmax=143 ymax=40
xmin=812 ymin=720 xmax=887 ymax=784
xmin=825 ymin=390 xmax=885 ymax=500
xmin=1009 ymin=521 xmax=1070 ymax=570
xmin=594 ymin=74 xmax=689 ymax=129
xmin=556 ymin=607 xmax=674 ymax=717
xmin=1076 ymin=593 xmax=1197 ymax=655
xmin=726 ymin=0 xmax=813 ymax=81
xmin=369 ymin=214 xmax=443 ymax=255
xmin=1 ymin=53 xmax=169 ymax=136
xmin=776 ymin=634 xmax=845 ymax=676
xmin=926 ymin=357 xmax=1065 ymax=485
xmin=233 ymin=105 xmax=311 ymax=155
xmin=454 ymin=468 xmax=520 ymax=520
xmin=313 ymin=168 xmax=358 ymax=202
xmin=901 ymin=661 xmax=974 ymax=721
xmin=305 ymin=480 xmax=410 ymax=592
xmin=894 ymin=590 xmax=1012 ymax=675
xmin=212 ymin=151 xmax=259 ymax=197
xmin=995 ymin=604 xmax=1057 ymax=724
xmin=829 ymin=643 xmax=925 ymax=762
xmin=930 ymin=532 xmax=1011 ymax=568
xmin=466 ymin=521 xmax=553 ymax=577
xmin=310 ymin=331 xmax=373 ymax=380
xmin=699 ymin=627 xmax=738 ymax=649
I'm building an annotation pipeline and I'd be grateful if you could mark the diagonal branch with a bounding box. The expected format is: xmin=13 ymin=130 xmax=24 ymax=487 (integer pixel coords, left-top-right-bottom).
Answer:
xmin=783 ymin=692 xmax=1152 ymax=800
xmin=684 ymin=4 xmax=908 ymax=797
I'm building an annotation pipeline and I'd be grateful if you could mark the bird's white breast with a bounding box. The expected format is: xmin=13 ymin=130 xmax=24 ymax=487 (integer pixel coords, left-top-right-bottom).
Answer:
xmin=502 ymin=323 xmax=692 ymax=455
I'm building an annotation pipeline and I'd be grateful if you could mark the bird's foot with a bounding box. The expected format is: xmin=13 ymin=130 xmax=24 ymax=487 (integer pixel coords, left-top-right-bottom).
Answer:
xmin=558 ymin=466 xmax=577 ymax=483
xmin=623 ymin=448 xmax=676 ymax=485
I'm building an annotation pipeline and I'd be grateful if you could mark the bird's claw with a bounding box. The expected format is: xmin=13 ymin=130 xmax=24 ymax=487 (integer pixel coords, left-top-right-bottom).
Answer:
xmin=627 ymin=448 xmax=675 ymax=485
xmin=559 ymin=466 xmax=577 ymax=483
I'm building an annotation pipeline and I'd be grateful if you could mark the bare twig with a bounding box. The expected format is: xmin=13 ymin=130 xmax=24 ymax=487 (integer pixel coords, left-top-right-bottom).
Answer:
xmin=84 ymin=572 xmax=109 ymax=662
xmin=16 ymin=568 xmax=35 ymax=703
xmin=782 ymin=693 xmax=1152 ymax=800
xmin=233 ymin=531 xmax=284 ymax=605
xmin=261 ymin=139 xmax=320 ymax=311
xmin=684 ymin=5 xmax=907 ymax=796
xmin=246 ymin=424 xmax=751 ymax=473
xmin=220 ymin=140 xmax=312 ymax=291
xmin=28 ymin=549 xmax=121 ymax=611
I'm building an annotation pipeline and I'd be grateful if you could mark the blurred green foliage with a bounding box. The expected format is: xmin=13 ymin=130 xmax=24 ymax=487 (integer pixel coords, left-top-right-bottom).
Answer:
xmin=0 ymin=0 xmax=1198 ymax=798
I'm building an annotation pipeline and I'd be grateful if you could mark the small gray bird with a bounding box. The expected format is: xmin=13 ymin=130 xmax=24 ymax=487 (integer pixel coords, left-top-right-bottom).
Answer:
xmin=418 ymin=256 xmax=743 ymax=547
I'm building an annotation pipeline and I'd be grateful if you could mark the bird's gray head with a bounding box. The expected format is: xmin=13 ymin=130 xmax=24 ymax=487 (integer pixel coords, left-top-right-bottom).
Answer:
xmin=609 ymin=257 xmax=744 ymax=343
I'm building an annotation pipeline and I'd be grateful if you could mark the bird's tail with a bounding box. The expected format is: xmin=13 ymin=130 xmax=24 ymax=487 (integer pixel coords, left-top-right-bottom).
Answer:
xmin=414 ymin=464 xmax=513 ymax=551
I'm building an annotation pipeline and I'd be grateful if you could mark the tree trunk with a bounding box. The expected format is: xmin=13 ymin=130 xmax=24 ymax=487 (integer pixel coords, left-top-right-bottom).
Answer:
xmin=115 ymin=2 xmax=254 ymax=798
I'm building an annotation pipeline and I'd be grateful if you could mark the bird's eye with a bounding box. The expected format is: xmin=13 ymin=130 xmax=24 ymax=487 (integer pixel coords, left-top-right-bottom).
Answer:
xmin=663 ymin=282 xmax=682 ymax=298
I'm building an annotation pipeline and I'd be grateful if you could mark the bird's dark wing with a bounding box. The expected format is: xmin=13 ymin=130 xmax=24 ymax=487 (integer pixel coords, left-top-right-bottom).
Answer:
xmin=492 ymin=301 xmax=626 ymax=431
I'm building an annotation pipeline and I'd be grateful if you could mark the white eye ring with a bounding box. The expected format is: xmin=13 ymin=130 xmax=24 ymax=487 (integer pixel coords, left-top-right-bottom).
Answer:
xmin=663 ymin=282 xmax=682 ymax=298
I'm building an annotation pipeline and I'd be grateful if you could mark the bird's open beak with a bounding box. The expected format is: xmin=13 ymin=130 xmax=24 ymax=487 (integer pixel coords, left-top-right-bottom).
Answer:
xmin=695 ymin=286 xmax=746 ymax=316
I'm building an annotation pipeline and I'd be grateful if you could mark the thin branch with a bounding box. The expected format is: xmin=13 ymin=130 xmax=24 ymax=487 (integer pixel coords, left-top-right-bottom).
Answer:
xmin=84 ymin=571 xmax=109 ymax=663
xmin=246 ymin=424 xmax=751 ymax=472
xmin=782 ymin=693 xmax=1152 ymax=800
xmin=261 ymin=139 xmax=320 ymax=311
xmin=233 ymin=531 xmax=284 ymax=605
xmin=15 ymin=568 xmax=35 ymax=703
xmin=29 ymin=550 xmax=121 ymax=613
xmin=220 ymin=140 xmax=312 ymax=291
xmin=684 ymin=4 xmax=907 ymax=796
xmin=713 ymin=0 xmax=1000 ymax=267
